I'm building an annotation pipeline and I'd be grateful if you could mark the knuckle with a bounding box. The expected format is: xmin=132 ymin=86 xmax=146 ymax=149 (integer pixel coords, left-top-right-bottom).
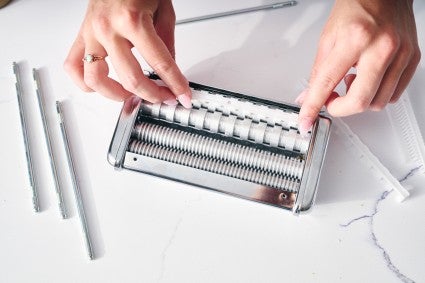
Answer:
xmin=369 ymin=101 xmax=386 ymax=111
xmin=92 ymin=15 xmax=112 ymax=36
xmin=63 ymin=58 xmax=76 ymax=74
xmin=347 ymin=21 xmax=374 ymax=45
xmin=139 ymin=90 xmax=162 ymax=104
xmin=351 ymin=96 xmax=370 ymax=113
xmin=84 ymin=71 xmax=102 ymax=89
xmin=398 ymin=43 xmax=414 ymax=60
xmin=139 ymin=12 xmax=154 ymax=27
xmin=117 ymin=10 xmax=143 ymax=31
xmin=377 ymin=31 xmax=400 ymax=57
xmin=314 ymin=73 xmax=337 ymax=92
xmin=122 ymin=74 xmax=143 ymax=93
xmin=151 ymin=60 xmax=175 ymax=76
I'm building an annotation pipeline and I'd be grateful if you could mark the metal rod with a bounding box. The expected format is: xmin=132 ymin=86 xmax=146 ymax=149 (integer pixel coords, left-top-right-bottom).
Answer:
xmin=13 ymin=62 xmax=40 ymax=212
xmin=176 ymin=1 xmax=297 ymax=25
xmin=56 ymin=101 xmax=94 ymax=260
xmin=33 ymin=69 xmax=67 ymax=219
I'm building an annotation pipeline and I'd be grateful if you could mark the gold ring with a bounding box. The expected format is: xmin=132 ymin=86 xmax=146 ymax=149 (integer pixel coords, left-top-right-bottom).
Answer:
xmin=82 ymin=54 xmax=104 ymax=63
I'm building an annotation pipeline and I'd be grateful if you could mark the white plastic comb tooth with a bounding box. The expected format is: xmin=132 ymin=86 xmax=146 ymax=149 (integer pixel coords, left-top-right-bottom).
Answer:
xmin=191 ymin=89 xmax=299 ymax=129
xmin=141 ymin=103 xmax=310 ymax=153
xmin=204 ymin=112 xmax=221 ymax=132
xmin=386 ymin=94 xmax=425 ymax=174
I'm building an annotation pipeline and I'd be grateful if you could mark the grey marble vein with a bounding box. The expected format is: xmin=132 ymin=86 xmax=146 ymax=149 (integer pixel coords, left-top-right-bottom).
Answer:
xmin=157 ymin=217 xmax=184 ymax=283
xmin=340 ymin=214 xmax=373 ymax=228
xmin=339 ymin=190 xmax=389 ymax=228
xmin=398 ymin=165 xmax=423 ymax=183
xmin=371 ymin=226 xmax=415 ymax=283
xmin=339 ymin=164 xmax=422 ymax=282
xmin=341 ymin=164 xmax=422 ymax=228
xmin=156 ymin=195 xmax=202 ymax=282
xmin=369 ymin=191 xmax=415 ymax=283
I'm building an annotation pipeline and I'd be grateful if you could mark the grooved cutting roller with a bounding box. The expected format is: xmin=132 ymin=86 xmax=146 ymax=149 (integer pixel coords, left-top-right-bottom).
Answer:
xmin=108 ymin=76 xmax=331 ymax=214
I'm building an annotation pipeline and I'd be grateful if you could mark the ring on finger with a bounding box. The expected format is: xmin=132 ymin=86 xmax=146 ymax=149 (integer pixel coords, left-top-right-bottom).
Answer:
xmin=82 ymin=54 xmax=105 ymax=63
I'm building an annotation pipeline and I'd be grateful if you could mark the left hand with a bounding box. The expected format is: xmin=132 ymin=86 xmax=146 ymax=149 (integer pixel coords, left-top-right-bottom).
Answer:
xmin=64 ymin=0 xmax=191 ymax=106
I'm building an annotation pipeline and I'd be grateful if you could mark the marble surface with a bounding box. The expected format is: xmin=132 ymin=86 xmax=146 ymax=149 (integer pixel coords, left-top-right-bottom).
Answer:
xmin=0 ymin=0 xmax=424 ymax=282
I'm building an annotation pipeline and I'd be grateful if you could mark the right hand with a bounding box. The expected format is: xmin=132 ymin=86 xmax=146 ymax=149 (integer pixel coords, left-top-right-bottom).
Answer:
xmin=64 ymin=0 xmax=192 ymax=107
xmin=296 ymin=0 xmax=420 ymax=135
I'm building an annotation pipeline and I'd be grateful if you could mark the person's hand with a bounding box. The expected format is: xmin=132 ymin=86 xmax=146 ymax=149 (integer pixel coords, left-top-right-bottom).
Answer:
xmin=64 ymin=0 xmax=192 ymax=107
xmin=296 ymin=0 xmax=421 ymax=134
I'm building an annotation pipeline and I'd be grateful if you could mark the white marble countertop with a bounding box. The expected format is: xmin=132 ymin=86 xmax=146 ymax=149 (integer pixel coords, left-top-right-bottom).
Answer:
xmin=0 ymin=0 xmax=424 ymax=282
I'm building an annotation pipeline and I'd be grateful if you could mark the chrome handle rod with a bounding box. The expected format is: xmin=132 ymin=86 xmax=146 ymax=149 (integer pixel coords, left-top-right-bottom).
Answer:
xmin=176 ymin=1 xmax=297 ymax=25
xmin=33 ymin=69 xmax=67 ymax=219
xmin=13 ymin=62 xmax=40 ymax=212
xmin=56 ymin=101 xmax=94 ymax=260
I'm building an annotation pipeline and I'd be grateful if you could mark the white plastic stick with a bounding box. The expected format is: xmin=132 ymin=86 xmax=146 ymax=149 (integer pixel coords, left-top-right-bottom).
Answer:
xmin=386 ymin=94 xmax=425 ymax=174
xmin=333 ymin=118 xmax=409 ymax=202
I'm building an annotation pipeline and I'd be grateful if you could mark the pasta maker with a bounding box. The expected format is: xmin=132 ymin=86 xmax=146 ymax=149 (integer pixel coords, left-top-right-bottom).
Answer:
xmin=108 ymin=75 xmax=331 ymax=214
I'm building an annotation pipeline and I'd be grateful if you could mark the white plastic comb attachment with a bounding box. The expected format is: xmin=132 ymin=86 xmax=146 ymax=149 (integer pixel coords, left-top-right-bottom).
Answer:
xmin=190 ymin=89 xmax=300 ymax=129
xmin=140 ymin=103 xmax=311 ymax=153
xmin=386 ymin=94 xmax=425 ymax=174
xmin=333 ymin=118 xmax=409 ymax=202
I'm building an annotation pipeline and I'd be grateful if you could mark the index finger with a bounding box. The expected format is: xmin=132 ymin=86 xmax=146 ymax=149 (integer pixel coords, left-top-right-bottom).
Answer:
xmin=298 ymin=45 xmax=357 ymax=133
xmin=125 ymin=15 xmax=191 ymax=101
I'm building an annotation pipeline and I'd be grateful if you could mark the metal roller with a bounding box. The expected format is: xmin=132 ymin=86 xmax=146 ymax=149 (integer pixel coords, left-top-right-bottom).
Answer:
xmin=133 ymin=122 xmax=305 ymax=178
xmin=129 ymin=140 xmax=300 ymax=192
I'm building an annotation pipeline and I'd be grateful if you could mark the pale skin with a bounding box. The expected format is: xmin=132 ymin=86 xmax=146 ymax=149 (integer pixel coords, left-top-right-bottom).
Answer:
xmin=64 ymin=0 xmax=192 ymax=107
xmin=297 ymin=0 xmax=421 ymax=134
xmin=65 ymin=0 xmax=421 ymax=133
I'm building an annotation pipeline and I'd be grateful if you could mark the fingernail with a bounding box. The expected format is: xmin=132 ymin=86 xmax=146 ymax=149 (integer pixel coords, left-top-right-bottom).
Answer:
xmin=178 ymin=93 xmax=192 ymax=109
xmin=295 ymin=89 xmax=308 ymax=105
xmin=163 ymin=99 xmax=178 ymax=106
xmin=298 ymin=117 xmax=313 ymax=137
